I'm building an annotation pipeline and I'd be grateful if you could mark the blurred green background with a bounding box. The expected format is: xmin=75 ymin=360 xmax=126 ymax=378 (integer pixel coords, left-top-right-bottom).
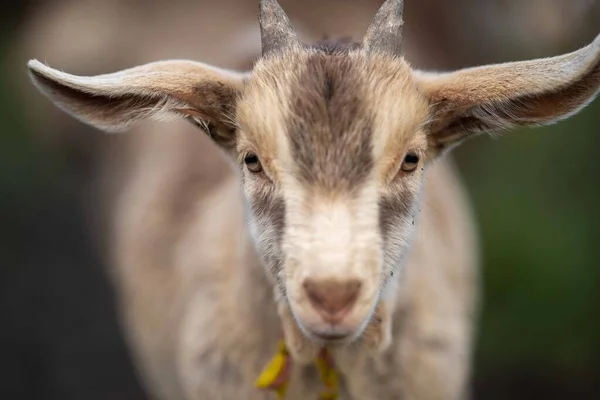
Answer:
xmin=1 ymin=0 xmax=599 ymax=399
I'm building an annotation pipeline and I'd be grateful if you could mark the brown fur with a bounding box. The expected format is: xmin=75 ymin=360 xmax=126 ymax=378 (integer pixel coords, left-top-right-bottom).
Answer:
xmin=289 ymin=51 xmax=374 ymax=190
xmin=24 ymin=1 xmax=600 ymax=399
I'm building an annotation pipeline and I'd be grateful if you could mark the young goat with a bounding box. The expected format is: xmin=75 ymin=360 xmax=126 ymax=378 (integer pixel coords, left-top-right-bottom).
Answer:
xmin=27 ymin=0 xmax=600 ymax=399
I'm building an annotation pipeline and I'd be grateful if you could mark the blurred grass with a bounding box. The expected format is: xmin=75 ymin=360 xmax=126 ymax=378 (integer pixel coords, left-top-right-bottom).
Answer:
xmin=457 ymin=99 xmax=600 ymax=378
xmin=1 ymin=33 xmax=147 ymax=399
xmin=0 ymin=36 xmax=66 ymax=196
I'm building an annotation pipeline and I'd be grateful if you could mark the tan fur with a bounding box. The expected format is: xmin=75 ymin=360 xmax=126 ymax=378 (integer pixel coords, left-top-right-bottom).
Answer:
xmin=24 ymin=1 xmax=600 ymax=399
xmin=415 ymin=33 xmax=600 ymax=154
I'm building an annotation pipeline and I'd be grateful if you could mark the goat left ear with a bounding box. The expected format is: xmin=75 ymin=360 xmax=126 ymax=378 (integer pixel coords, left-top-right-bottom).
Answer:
xmin=415 ymin=34 xmax=600 ymax=153
xmin=27 ymin=59 xmax=247 ymax=151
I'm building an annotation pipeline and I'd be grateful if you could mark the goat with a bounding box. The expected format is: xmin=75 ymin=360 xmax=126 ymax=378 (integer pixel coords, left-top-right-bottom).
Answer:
xmin=26 ymin=0 xmax=600 ymax=399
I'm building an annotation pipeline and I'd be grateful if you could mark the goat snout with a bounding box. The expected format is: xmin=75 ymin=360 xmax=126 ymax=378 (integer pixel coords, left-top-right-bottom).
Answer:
xmin=303 ymin=278 xmax=361 ymax=325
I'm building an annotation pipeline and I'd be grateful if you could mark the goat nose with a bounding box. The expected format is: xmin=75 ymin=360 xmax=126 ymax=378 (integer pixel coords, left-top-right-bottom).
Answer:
xmin=303 ymin=278 xmax=361 ymax=324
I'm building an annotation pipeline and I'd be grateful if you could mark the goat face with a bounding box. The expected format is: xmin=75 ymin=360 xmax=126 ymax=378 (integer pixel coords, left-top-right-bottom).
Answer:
xmin=236 ymin=48 xmax=428 ymax=343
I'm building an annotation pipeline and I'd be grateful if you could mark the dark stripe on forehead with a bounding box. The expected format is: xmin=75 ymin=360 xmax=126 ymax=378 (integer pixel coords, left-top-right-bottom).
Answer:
xmin=287 ymin=52 xmax=374 ymax=191
xmin=312 ymin=37 xmax=361 ymax=54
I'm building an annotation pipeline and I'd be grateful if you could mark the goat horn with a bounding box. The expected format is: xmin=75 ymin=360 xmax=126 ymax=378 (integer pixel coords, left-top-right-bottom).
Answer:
xmin=363 ymin=0 xmax=404 ymax=56
xmin=259 ymin=0 xmax=300 ymax=55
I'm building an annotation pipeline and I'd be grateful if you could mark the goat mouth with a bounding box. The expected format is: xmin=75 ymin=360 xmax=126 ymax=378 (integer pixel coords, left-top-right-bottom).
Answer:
xmin=313 ymin=332 xmax=350 ymax=342
xmin=292 ymin=312 xmax=372 ymax=346
xmin=304 ymin=328 xmax=360 ymax=345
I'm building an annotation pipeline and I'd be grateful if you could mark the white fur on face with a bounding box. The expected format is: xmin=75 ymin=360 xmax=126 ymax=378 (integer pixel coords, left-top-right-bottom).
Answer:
xmin=279 ymin=177 xmax=383 ymax=339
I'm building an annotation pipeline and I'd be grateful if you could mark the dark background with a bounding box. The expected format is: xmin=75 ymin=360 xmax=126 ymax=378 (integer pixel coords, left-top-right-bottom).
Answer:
xmin=1 ymin=0 xmax=599 ymax=399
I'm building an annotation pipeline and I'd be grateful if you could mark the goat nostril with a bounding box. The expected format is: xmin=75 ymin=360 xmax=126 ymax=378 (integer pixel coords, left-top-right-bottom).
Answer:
xmin=304 ymin=278 xmax=361 ymax=323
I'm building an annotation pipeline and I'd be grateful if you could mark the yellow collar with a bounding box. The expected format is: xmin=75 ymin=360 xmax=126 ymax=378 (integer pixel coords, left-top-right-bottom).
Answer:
xmin=255 ymin=340 xmax=339 ymax=400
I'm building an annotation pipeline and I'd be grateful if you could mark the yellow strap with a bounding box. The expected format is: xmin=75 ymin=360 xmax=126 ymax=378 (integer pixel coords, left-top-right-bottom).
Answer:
xmin=255 ymin=341 xmax=290 ymax=399
xmin=256 ymin=341 xmax=339 ymax=400
xmin=315 ymin=349 xmax=339 ymax=400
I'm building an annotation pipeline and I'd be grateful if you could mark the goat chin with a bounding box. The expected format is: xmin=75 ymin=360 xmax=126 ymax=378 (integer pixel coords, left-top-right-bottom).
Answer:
xmin=277 ymin=300 xmax=393 ymax=363
xmin=278 ymin=303 xmax=320 ymax=364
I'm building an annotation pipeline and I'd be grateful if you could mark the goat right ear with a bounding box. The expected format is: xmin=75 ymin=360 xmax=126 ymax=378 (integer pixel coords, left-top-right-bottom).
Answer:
xmin=414 ymin=34 xmax=600 ymax=154
xmin=27 ymin=59 xmax=248 ymax=150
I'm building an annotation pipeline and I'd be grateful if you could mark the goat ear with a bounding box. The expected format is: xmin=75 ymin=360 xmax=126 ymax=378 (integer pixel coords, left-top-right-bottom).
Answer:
xmin=415 ymin=34 xmax=600 ymax=153
xmin=27 ymin=59 xmax=247 ymax=150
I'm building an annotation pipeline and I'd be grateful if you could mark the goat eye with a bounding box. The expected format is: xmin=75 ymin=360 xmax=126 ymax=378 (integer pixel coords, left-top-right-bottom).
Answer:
xmin=401 ymin=152 xmax=420 ymax=172
xmin=244 ymin=153 xmax=263 ymax=173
